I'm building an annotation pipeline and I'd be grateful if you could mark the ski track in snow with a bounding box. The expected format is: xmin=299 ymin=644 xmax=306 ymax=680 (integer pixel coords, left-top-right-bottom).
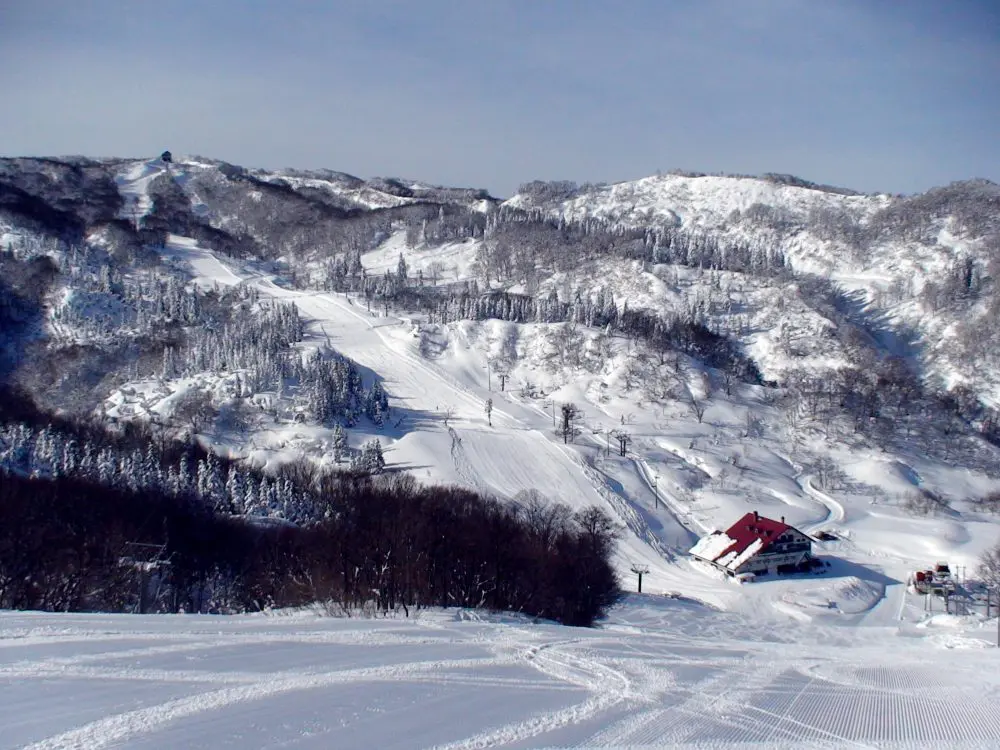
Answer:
xmin=800 ymin=474 xmax=847 ymax=535
xmin=17 ymin=652 xmax=524 ymax=750
xmin=115 ymin=160 xmax=167 ymax=221
xmin=8 ymin=612 xmax=1000 ymax=750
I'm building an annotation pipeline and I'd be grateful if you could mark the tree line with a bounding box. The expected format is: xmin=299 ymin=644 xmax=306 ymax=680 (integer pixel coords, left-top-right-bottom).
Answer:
xmin=320 ymin=277 xmax=761 ymax=384
xmin=0 ymin=387 xmax=621 ymax=625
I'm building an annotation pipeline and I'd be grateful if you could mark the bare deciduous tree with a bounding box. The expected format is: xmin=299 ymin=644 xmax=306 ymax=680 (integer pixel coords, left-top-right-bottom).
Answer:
xmin=742 ymin=409 xmax=761 ymax=439
xmin=172 ymin=389 xmax=217 ymax=433
xmin=978 ymin=543 xmax=1000 ymax=592
xmin=814 ymin=456 xmax=838 ymax=490
xmin=426 ymin=260 xmax=445 ymax=285
xmin=721 ymin=369 xmax=736 ymax=396
xmin=687 ymin=391 xmax=707 ymax=423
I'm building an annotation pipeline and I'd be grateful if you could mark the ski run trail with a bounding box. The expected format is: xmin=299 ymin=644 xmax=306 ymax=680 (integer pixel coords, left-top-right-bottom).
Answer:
xmin=6 ymin=234 xmax=1000 ymax=749
xmin=159 ymin=235 xmax=688 ymax=588
xmin=4 ymin=607 xmax=1000 ymax=749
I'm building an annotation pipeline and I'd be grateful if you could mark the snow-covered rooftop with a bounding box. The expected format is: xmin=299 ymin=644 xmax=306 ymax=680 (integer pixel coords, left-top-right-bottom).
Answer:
xmin=689 ymin=513 xmax=795 ymax=571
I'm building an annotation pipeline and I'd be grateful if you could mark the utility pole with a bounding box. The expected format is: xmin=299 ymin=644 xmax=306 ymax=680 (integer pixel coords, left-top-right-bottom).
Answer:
xmin=630 ymin=563 xmax=650 ymax=594
xmin=991 ymin=586 xmax=1000 ymax=648
xmin=653 ymin=472 xmax=660 ymax=510
xmin=123 ymin=541 xmax=170 ymax=614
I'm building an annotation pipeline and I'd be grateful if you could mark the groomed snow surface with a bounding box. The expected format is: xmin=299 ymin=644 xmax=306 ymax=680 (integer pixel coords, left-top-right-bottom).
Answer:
xmin=4 ymin=603 xmax=1000 ymax=750
xmin=14 ymin=232 xmax=1000 ymax=747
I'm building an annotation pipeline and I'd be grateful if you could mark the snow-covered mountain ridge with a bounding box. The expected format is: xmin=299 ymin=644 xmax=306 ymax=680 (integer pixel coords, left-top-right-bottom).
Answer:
xmin=506 ymin=172 xmax=1000 ymax=402
xmin=507 ymin=171 xmax=884 ymax=235
xmin=3 ymin=153 xmax=1000 ymax=416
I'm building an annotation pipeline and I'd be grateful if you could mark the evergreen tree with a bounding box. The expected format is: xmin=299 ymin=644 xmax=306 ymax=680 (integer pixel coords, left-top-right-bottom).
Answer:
xmin=224 ymin=468 xmax=244 ymax=515
xmin=242 ymin=474 xmax=259 ymax=515
xmin=332 ymin=423 xmax=348 ymax=463
xmin=97 ymin=448 xmax=116 ymax=485
xmin=197 ymin=455 xmax=226 ymax=511
xmin=175 ymin=455 xmax=193 ymax=496
xmin=355 ymin=438 xmax=385 ymax=474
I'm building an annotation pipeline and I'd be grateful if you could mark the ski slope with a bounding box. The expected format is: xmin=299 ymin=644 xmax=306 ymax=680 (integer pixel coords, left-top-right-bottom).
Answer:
xmin=4 ymin=604 xmax=1000 ymax=750
xmin=159 ymin=235 xmax=693 ymax=592
xmin=151 ymin=234 xmax=1000 ymax=615
xmin=115 ymin=160 xmax=168 ymax=222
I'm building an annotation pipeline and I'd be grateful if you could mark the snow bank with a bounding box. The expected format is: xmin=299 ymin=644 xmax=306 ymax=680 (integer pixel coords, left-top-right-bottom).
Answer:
xmin=777 ymin=576 xmax=884 ymax=619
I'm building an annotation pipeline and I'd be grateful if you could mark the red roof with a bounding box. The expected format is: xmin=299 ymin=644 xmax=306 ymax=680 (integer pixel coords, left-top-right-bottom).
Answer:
xmin=723 ymin=512 xmax=791 ymax=558
xmin=689 ymin=512 xmax=794 ymax=568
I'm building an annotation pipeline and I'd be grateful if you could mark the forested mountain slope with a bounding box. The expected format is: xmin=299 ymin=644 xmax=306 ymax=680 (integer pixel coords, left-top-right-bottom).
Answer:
xmin=2 ymin=153 xmax=1000 ymax=627
xmin=507 ymin=173 xmax=1000 ymax=405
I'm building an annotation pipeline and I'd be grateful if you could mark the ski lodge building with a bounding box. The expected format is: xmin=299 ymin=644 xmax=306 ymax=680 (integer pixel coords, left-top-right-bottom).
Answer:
xmin=689 ymin=511 xmax=812 ymax=578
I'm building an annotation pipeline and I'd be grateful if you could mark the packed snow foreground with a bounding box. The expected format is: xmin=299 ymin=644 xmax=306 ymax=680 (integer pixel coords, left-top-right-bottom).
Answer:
xmin=10 ymin=227 xmax=1000 ymax=747
xmin=3 ymin=601 xmax=1000 ymax=750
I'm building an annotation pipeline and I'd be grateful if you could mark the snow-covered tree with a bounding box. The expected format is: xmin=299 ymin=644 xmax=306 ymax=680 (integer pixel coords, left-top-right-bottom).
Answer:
xmin=354 ymin=438 xmax=385 ymax=475
xmin=224 ymin=467 xmax=244 ymax=515
xmin=332 ymin=423 xmax=348 ymax=463
xmin=197 ymin=454 xmax=226 ymax=511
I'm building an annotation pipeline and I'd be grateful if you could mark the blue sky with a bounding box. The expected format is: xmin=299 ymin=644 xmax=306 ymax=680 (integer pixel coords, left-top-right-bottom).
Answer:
xmin=1 ymin=0 xmax=997 ymax=196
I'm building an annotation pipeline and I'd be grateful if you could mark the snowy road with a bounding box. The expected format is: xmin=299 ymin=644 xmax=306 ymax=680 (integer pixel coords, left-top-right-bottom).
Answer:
xmin=800 ymin=475 xmax=846 ymax=535
xmin=4 ymin=606 xmax=1000 ymax=749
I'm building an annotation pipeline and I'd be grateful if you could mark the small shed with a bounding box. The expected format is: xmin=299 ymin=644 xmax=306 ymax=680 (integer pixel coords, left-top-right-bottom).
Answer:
xmin=689 ymin=511 xmax=812 ymax=577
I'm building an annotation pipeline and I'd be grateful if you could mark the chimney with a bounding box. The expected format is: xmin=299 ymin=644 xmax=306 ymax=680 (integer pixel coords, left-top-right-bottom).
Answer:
xmin=781 ymin=516 xmax=785 ymax=524
xmin=753 ymin=511 xmax=759 ymax=522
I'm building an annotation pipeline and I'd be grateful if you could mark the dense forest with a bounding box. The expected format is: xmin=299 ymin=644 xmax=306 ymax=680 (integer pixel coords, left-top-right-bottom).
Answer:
xmin=0 ymin=386 xmax=620 ymax=625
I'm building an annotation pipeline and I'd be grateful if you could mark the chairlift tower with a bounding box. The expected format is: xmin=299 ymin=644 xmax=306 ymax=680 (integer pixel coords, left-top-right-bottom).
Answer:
xmin=630 ymin=563 xmax=650 ymax=593
xmin=121 ymin=541 xmax=171 ymax=614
